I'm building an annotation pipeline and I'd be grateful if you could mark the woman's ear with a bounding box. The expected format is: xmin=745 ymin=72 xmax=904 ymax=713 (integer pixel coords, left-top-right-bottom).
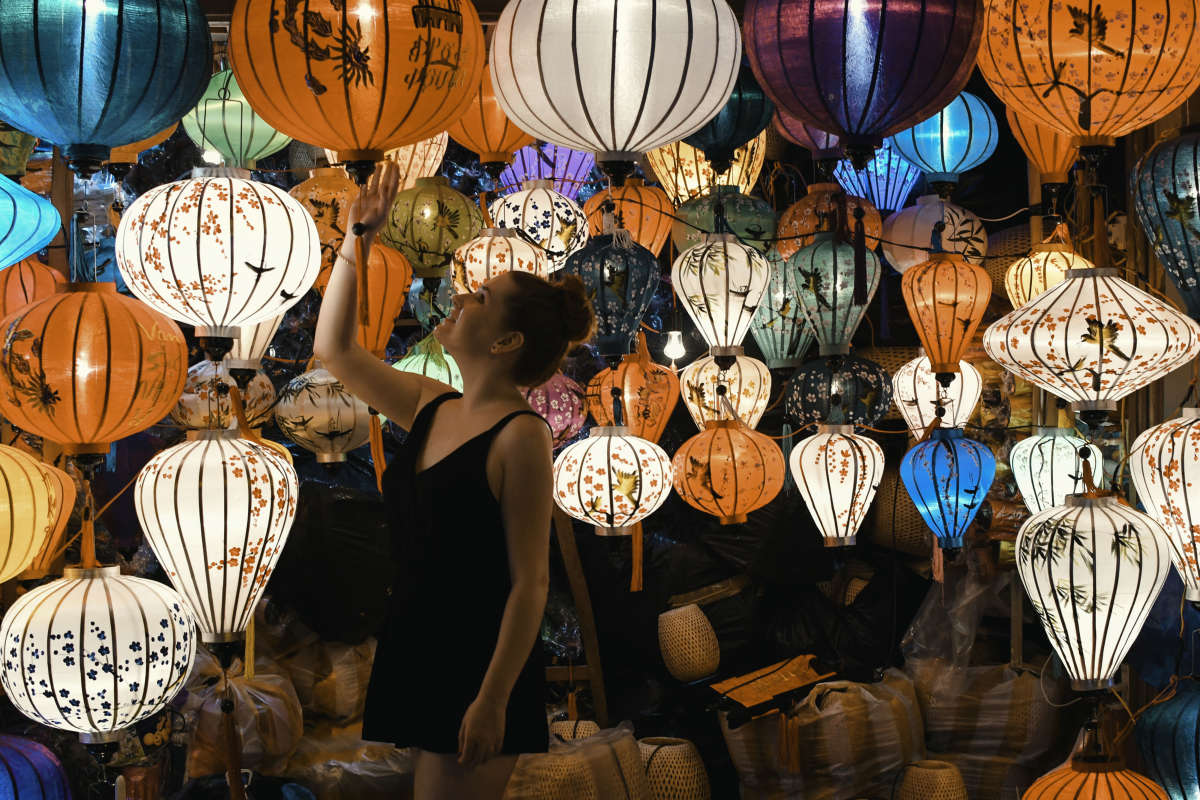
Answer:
xmin=490 ymin=331 xmax=524 ymax=355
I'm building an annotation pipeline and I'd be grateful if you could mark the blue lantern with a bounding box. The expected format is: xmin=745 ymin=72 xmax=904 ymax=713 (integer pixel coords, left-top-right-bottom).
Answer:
xmin=889 ymin=92 xmax=999 ymax=186
xmin=834 ymin=141 xmax=923 ymax=213
xmin=562 ymin=233 xmax=660 ymax=356
xmin=1133 ymin=129 xmax=1200 ymax=319
xmin=0 ymin=174 xmax=58 ymax=269
xmin=0 ymin=734 xmax=69 ymax=799
xmin=1138 ymin=679 xmax=1200 ymax=799
xmin=0 ymin=0 xmax=211 ymax=175
xmin=900 ymin=428 xmax=996 ymax=550
xmin=499 ymin=142 xmax=597 ymax=201
xmin=784 ymin=354 xmax=892 ymax=427
xmin=683 ymin=63 xmax=775 ymax=175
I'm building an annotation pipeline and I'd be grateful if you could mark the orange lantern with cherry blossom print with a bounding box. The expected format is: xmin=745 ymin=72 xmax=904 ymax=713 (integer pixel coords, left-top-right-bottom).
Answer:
xmin=585 ymin=333 xmax=679 ymax=443
xmin=900 ymin=253 xmax=991 ymax=382
xmin=673 ymin=420 xmax=785 ymax=525
xmin=0 ymin=256 xmax=63 ymax=316
xmin=775 ymin=183 xmax=881 ymax=261
xmin=582 ymin=179 xmax=674 ymax=257
xmin=355 ymin=244 xmax=413 ymax=358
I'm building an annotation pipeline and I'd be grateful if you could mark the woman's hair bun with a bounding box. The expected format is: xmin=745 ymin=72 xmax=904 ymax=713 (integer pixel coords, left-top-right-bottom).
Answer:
xmin=555 ymin=273 xmax=596 ymax=344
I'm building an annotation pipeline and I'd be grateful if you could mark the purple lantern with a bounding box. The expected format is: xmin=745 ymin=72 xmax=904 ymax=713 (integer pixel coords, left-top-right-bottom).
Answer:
xmin=0 ymin=734 xmax=70 ymax=799
xmin=522 ymin=372 xmax=586 ymax=448
xmin=774 ymin=109 xmax=841 ymax=160
xmin=499 ymin=142 xmax=597 ymax=201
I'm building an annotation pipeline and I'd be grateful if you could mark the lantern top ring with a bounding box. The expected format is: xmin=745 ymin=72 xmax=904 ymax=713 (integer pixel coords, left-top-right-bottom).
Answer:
xmin=818 ymin=424 xmax=855 ymax=435
xmin=480 ymin=227 xmax=520 ymax=239
xmin=1064 ymin=493 xmax=1117 ymax=508
xmin=701 ymin=233 xmax=740 ymax=246
xmin=191 ymin=167 xmax=252 ymax=180
xmin=63 ymin=565 xmax=121 ymax=580
xmin=1071 ymin=676 xmax=1117 ymax=693
xmin=1065 ymin=267 xmax=1119 ymax=279
xmin=703 ymin=420 xmax=743 ymax=430
xmin=186 ymin=429 xmax=242 ymax=442
xmin=63 ymin=282 xmax=117 ymax=294
xmin=589 ymin=425 xmax=631 ymax=437
xmin=522 ymin=179 xmax=555 ymax=191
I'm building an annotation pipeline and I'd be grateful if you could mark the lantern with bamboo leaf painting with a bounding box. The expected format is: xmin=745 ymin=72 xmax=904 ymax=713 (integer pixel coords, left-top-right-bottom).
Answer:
xmin=452 ymin=228 xmax=548 ymax=294
xmin=682 ymin=64 xmax=775 ymax=176
xmin=775 ymin=183 xmax=881 ymax=262
xmin=646 ymin=133 xmax=768 ymax=205
xmin=792 ymin=231 xmax=881 ymax=356
xmin=0 ymin=125 xmax=36 ymax=178
xmin=0 ymin=734 xmax=69 ymax=798
xmin=1011 ymin=427 xmax=1103 ymax=515
xmin=673 ymin=421 xmax=785 ymax=525
xmin=883 ymin=195 xmax=987 ymax=273
xmin=0 ymin=257 xmax=63 ymax=316
xmin=784 ymin=355 xmax=893 ymax=427
xmin=672 ymin=234 xmax=770 ymax=357
xmin=833 ymin=141 xmax=922 ymax=213
xmin=392 ymin=333 xmax=464 ymax=392
xmin=1005 ymin=108 xmax=1077 ymax=191
xmin=584 ymin=333 xmax=679 ymax=443
xmin=900 ymin=252 xmax=991 ymax=383
xmin=900 ymin=427 xmax=996 ymax=551
xmin=1133 ymin=129 xmax=1200 ymax=319
xmin=489 ymin=180 xmax=588 ymax=270
xmin=1005 ymin=223 xmax=1092 ymax=308
xmin=582 ymin=179 xmax=673 ymax=257
xmin=275 ymin=366 xmax=371 ymax=463
xmin=522 ymin=372 xmax=586 ymax=448
xmin=791 ymin=426 xmax=885 ymax=547
xmin=382 ymin=177 xmax=483 ymax=277
xmin=171 ymin=359 xmax=276 ymax=432
xmin=892 ymin=356 xmax=982 ymax=436
xmin=447 ymin=63 xmax=534 ymax=177
xmin=552 ymin=427 xmax=673 ymax=534
xmin=751 ymin=249 xmax=816 ymax=369
xmin=889 ymin=91 xmax=998 ymax=187
xmin=561 ymin=230 xmax=660 ymax=358
xmin=290 ymin=167 xmax=357 ymax=292
xmin=355 ymin=244 xmax=412 ymax=358
xmin=672 ymin=185 xmax=778 ymax=254
xmin=181 ymin=69 xmax=291 ymax=169
xmin=680 ymin=352 xmax=771 ymax=431
xmin=773 ymin=110 xmax=840 ymax=159
xmin=0 ymin=175 xmax=60 ymax=270
xmin=498 ymin=143 xmax=596 ymax=202
xmin=0 ymin=444 xmax=61 ymax=583
xmin=19 ymin=460 xmax=76 ymax=581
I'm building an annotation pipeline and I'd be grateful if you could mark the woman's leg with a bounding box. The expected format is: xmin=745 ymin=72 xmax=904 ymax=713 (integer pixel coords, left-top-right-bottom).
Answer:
xmin=413 ymin=750 xmax=519 ymax=800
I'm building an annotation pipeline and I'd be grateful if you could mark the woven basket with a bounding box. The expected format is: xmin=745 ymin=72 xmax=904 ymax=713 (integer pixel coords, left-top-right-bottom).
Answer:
xmin=855 ymin=346 xmax=919 ymax=422
xmin=551 ymin=720 xmax=602 ymax=742
xmin=638 ymin=738 xmax=711 ymax=800
xmin=658 ymin=605 xmax=720 ymax=682
xmin=507 ymin=727 xmax=653 ymax=800
xmin=895 ymin=760 xmax=969 ymax=800
xmin=867 ymin=469 xmax=932 ymax=557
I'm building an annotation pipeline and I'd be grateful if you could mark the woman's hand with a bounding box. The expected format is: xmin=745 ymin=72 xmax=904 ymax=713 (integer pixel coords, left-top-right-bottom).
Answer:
xmin=345 ymin=159 xmax=400 ymax=245
xmin=458 ymin=694 xmax=506 ymax=768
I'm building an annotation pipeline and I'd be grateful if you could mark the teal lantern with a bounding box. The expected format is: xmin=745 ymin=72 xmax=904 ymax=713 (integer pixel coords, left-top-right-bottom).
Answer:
xmin=791 ymin=231 xmax=880 ymax=356
xmin=683 ymin=64 xmax=775 ymax=175
xmin=672 ymin=185 xmax=777 ymax=254
xmin=0 ymin=174 xmax=59 ymax=269
xmin=1133 ymin=128 xmax=1200 ymax=320
xmin=181 ymin=69 xmax=291 ymax=169
xmin=562 ymin=232 xmax=660 ymax=357
xmin=1138 ymin=679 xmax=1200 ymax=799
xmin=751 ymin=249 xmax=815 ymax=368
xmin=0 ymin=0 xmax=212 ymax=175
xmin=889 ymin=92 xmax=998 ymax=187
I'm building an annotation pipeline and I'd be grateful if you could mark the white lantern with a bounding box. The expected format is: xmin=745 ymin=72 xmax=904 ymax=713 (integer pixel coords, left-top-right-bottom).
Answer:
xmin=983 ymin=267 xmax=1200 ymax=420
xmin=489 ymin=0 xmax=741 ymax=174
xmin=553 ymin=426 xmax=674 ymax=535
xmin=1130 ymin=410 xmax=1200 ymax=603
xmin=229 ymin=313 xmax=284 ymax=372
xmin=1016 ymin=495 xmax=1170 ymax=691
xmin=892 ymin=356 xmax=981 ymax=436
xmin=0 ymin=567 xmax=195 ymax=742
xmin=275 ymin=366 xmax=371 ymax=463
xmin=171 ymin=359 xmax=276 ymax=431
xmin=680 ymin=351 xmax=771 ymax=431
xmin=881 ymin=194 xmax=987 ymax=273
xmin=489 ymin=180 xmax=588 ymax=270
xmin=1010 ymin=428 xmax=1104 ymax=515
xmin=790 ymin=425 xmax=885 ymax=547
xmin=135 ymin=430 xmax=299 ymax=642
xmin=115 ymin=170 xmax=320 ymax=338
xmin=452 ymin=227 xmax=549 ymax=293
xmin=1005 ymin=232 xmax=1093 ymax=308
xmin=672 ymin=233 xmax=771 ymax=356
xmin=392 ymin=334 xmax=464 ymax=393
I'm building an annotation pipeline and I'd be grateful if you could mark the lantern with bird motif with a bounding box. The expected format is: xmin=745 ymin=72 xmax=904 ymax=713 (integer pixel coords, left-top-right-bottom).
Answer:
xmin=1132 ymin=128 xmax=1200 ymax=319
xmin=552 ymin=427 xmax=673 ymax=534
xmin=290 ymin=167 xmax=357 ymax=292
xmin=775 ymin=183 xmax=881 ymax=262
xmin=792 ymin=231 xmax=881 ymax=356
xmin=672 ymin=234 xmax=771 ymax=356
xmin=561 ymin=231 xmax=660 ymax=357
xmin=489 ymin=180 xmax=588 ymax=270
xmin=883 ymin=195 xmax=987 ymax=273
xmin=892 ymin=356 xmax=981 ymax=436
xmin=900 ymin=252 xmax=991 ymax=380
xmin=680 ymin=352 xmax=772 ymax=431
xmin=751 ymin=249 xmax=816 ymax=368
xmin=673 ymin=420 xmax=785 ymax=525
xmin=900 ymin=427 xmax=996 ymax=551
xmin=584 ymin=333 xmax=679 ymax=443
xmin=582 ymin=179 xmax=673 ymax=257
xmin=275 ymin=366 xmax=371 ymax=463
xmin=383 ymin=177 xmax=483 ymax=277
xmin=1011 ymin=427 xmax=1104 ymax=515
xmin=672 ymin=185 xmax=778 ymax=254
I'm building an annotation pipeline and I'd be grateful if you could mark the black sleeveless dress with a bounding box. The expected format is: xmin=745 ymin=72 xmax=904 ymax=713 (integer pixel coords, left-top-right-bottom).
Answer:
xmin=362 ymin=392 xmax=550 ymax=754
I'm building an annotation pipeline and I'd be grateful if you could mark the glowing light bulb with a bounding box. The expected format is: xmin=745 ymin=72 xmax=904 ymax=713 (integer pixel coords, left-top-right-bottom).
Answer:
xmin=663 ymin=330 xmax=686 ymax=361
xmin=201 ymin=148 xmax=221 ymax=165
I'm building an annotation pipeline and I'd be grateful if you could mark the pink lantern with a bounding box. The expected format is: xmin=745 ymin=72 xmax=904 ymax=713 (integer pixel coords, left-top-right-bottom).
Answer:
xmin=523 ymin=372 xmax=586 ymax=448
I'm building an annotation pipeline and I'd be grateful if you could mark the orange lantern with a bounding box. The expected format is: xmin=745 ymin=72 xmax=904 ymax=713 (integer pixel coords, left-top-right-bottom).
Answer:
xmin=775 ymin=183 xmax=881 ymax=261
xmin=0 ymin=283 xmax=187 ymax=454
xmin=582 ymin=178 xmax=674 ymax=257
xmin=291 ymin=167 xmax=357 ymax=292
xmin=1023 ymin=722 xmax=1168 ymax=799
xmin=673 ymin=420 xmax=785 ymax=525
xmin=900 ymin=253 xmax=990 ymax=379
xmin=447 ymin=64 xmax=533 ymax=174
xmin=1005 ymin=108 xmax=1077 ymax=186
xmin=585 ymin=333 xmax=679 ymax=443
xmin=0 ymin=257 xmax=63 ymax=316
xmin=19 ymin=460 xmax=77 ymax=580
xmin=229 ymin=0 xmax=486 ymax=183
xmin=106 ymin=123 xmax=178 ymax=166
xmin=355 ymin=244 xmax=413 ymax=358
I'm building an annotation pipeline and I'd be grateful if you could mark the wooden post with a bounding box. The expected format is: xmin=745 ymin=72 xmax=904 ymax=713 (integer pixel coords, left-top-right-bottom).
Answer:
xmin=47 ymin=148 xmax=72 ymax=279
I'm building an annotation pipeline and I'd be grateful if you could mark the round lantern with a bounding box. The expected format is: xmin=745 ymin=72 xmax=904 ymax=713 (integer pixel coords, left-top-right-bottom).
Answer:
xmin=774 ymin=110 xmax=841 ymax=159
xmin=1006 ymin=108 xmax=1077 ymax=187
xmin=171 ymin=359 xmax=276 ymax=431
xmin=106 ymin=124 xmax=178 ymax=169
xmin=181 ymin=69 xmax=291 ymax=169
xmin=275 ymin=366 xmax=371 ymax=463
xmin=1137 ymin=680 xmax=1200 ymax=798
xmin=229 ymin=0 xmax=485 ymax=183
xmin=784 ymin=354 xmax=893 ymax=427
xmin=645 ymin=133 xmax=767 ymax=205
xmin=1024 ymin=757 xmax=1168 ymax=799
xmin=672 ymin=234 xmax=771 ymax=355
xmin=116 ymin=173 xmax=321 ymax=338
xmin=499 ymin=143 xmax=596 ymax=202
xmin=552 ymin=426 xmax=674 ymax=534
xmin=0 ymin=566 xmax=195 ymax=742
xmin=1016 ymin=495 xmax=1170 ymax=691
xmin=392 ymin=333 xmax=464 ymax=393
xmin=1005 ymin=227 xmax=1093 ymax=308
xmin=1011 ymin=428 xmax=1104 ymax=515
xmin=657 ymin=606 xmax=720 ymax=683
xmin=447 ymin=63 xmax=535 ymax=173
xmin=892 ymin=356 xmax=982 ymax=436
xmin=743 ymin=0 xmax=983 ymax=164
xmin=673 ymin=421 xmax=785 ymax=525
xmin=883 ymin=195 xmax=987 ymax=273
xmin=680 ymin=352 xmax=772 ymax=431
xmin=978 ymin=0 xmax=1200 ymax=144
xmin=381 ymin=176 xmax=482 ymax=277
xmin=1132 ymin=129 xmax=1200 ymax=318
xmin=983 ymin=267 xmax=1200 ymax=420
xmin=355 ymin=244 xmax=413 ymax=357
xmin=0 ymin=0 xmax=211 ymax=174
xmin=452 ymin=227 xmax=549 ymax=294
xmin=0 ymin=125 xmax=37 ymax=178
xmin=672 ymin=185 xmax=778 ymax=254
xmin=751 ymin=250 xmax=816 ymax=369
xmin=489 ymin=0 xmax=741 ymax=181
xmin=889 ymin=92 xmax=999 ymax=185
xmin=18 ymin=461 xmax=76 ymax=582
xmin=901 ymin=253 xmax=991 ymax=378
xmin=489 ymin=180 xmax=588 ymax=270
xmin=0 ymin=256 xmax=63 ymax=316
xmin=682 ymin=64 xmax=775 ymax=175
xmin=584 ymin=334 xmax=680 ymax=443
xmin=900 ymin=428 xmax=996 ymax=550
xmin=522 ymin=372 xmax=586 ymax=449
xmin=0 ymin=175 xmax=60 ymax=269
xmin=0 ymin=444 xmax=57 ymax=584
xmin=792 ymin=232 xmax=881 ymax=356
xmin=775 ymin=183 xmax=881 ymax=262
xmin=0 ymin=734 xmax=69 ymax=799
xmin=136 ymin=430 xmax=299 ymax=642
xmin=833 ymin=141 xmax=923 ymax=213
xmin=229 ymin=313 xmax=284 ymax=372
xmin=583 ymin=179 xmax=673 ymax=257
xmin=0 ymin=283 xmax=187 ymax=454
xmin=791 ymin=425 xmax=885 ymax=547
xmin=561 ymin=234 xmax=660 ymax=357
xmin=290 ymin=167 xmax=357 ymax=292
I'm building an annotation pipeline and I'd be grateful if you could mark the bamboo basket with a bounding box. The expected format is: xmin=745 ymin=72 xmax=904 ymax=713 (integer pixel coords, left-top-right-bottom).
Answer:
xmin=895 ymin=760 xmax=968 ymax=800
xmin=550 ymin=719 xmax=601 ymax=741
xmin=867 ymin=469 xmax=933 ymax=557
xmin=658 ymin=605 xmax=720 ymax=682
xmin=638 ymin=737 xmax=711 ymax=800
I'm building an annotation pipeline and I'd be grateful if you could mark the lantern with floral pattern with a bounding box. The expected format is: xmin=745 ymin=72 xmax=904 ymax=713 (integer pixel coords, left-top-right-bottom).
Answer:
xmin=791 ymin=425 xmax=885 ymax=546
xmin=552 ymin=427 xmax=673 ymax=534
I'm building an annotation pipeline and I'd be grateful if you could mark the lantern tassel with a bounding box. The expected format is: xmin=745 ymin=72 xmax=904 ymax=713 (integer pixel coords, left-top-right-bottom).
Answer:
xmin=630 ymin=521 xmax=643 ymax=592
xmin=355 ymin=234 xmax=370 ymax=329
xmin=852 ymin=206 xmax=867 ymax=306
xmin=244 ymin=617 xmax=255 ymax=682
xmin=917 ymin=414 xmax=941 ymax=444
xmin=931 ymin=536 xmax=945 ymax=584
xmin=567 ymin=685 xmax=579 ymax=720
xmin=1082 ymin=456 xmax=1099 ymax=496
xmin=230 ymin=385 xmax=293 ymax=465
xmin=369 ymin=412 xmax=386 ymax=494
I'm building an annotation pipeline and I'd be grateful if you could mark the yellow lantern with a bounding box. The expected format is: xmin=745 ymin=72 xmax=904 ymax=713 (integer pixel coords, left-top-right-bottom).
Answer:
xmin=323 ymin=131 xmax=448 ymax=191
xmin=1005 ymin=223 xmax=1093 ymax=308
xmin=645 ymin=132 xmax=767 ymax=205
xmin=0 ymin=444 xmax=59 ymax=583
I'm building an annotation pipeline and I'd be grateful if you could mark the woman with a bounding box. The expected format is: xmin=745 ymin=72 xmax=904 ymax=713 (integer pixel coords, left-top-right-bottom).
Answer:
xmin=313 ymin=162 xmax=595 ymax=799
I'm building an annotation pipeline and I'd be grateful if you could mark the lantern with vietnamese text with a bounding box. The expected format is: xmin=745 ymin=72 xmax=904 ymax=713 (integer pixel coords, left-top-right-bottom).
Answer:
xmin=673 ymin=421 xmax=785 ymax=525
xmin=552 ymin=427 xmax=673 ymax=534
xmin=275 ymin=366 xmax=371 ymax=463
xmin=791 ymin=425 xmax=885 ymax=547
xmin=901 ymin=428 xmax=995 ymax=550
xmin=181 ymin=69 xmax=291 ymax=169
xmin=489 ymin=180 xmax=588 ymax=270
xmin=680 ymin=352 xmax=772 ymax=431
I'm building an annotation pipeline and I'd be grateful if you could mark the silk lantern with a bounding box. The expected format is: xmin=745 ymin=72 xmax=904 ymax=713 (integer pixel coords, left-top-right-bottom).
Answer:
xmin=1138 ymin=681 xmax=1200 ymax=799
xmin=447 ymin=63 xmax=534 ymax=174
xmin=0 ymin=256 xmax=63 ymax=315
xmin=791 ymin=425 xmax=885 ymax=546
xmin=646 ymin=133 xmax=767 ymax=205
xmin=275 ymin=366 xmax=371 ymax=462
xmin=18 ymin=460 xmax=76 ymax=582
xmin=672 ymin=185 xmax=778 ymax=254
xmin=489 ymin=180 xmax=588 ymax=270
xmin=673 ymin=421 xmax=785 ymax=525
xmin=561 ymin=232 xmax=660 ymax=357
xmin=489 ymin=0 xmax=741 ymax=182
xmin=0 ymin=283 xmax=187 ymax=454
xmin=171 ymin=360 xmax=276 ymax=431
xmin=321 ymin=132 xmax=450 ymax=191
xmin=672 ymin=234 xmax=770 ymax=357
xmin=1016 ymin=495 xmax=1170 ymax=690
xmin=355 ymin=244 xmax=413 ymax=357
xmin=1132 ymin=129 xmax=1200 ymax=318
xmin=552 ymin=427 xmax=673 ymax=534
xmin=0 ymin=0 xmax=211 ymax=174
xmin=0 ymin=566 xmax=195 ymax=742
xmin=792 ymin=231 xmax=882 ymax=356
xmin=775 ymin=183 xmax=881 ymax=261
xmin=0 ymin=444 xmax=58 ymax=583
xmin=229 ymin=314 xmax=284 ymax=373
xmin=522 ymin=372 xmax=586 ymax=449
xmin=833 ymin=142 xmax=923 ymax=213
xmin=889 ymin=92 xmax=999 ymax=185
xmin=1025 ymin=749 xmax=1168 ymax=799
xmin=900 ymin=428 xmax=996 ymax=550
xmin=116 ymin=172 xmax=321 ymax=340
xmin=136 ymin=430 xmax=299 ymax=642
xmin=499 ymin=143 xmax=596 ymax=201
xmin=774 ymin=110 xmax=841 ymax=159
xmin=0 ymin=734 xmax=69 ymax=799
xmin=682 ymin=64 xmax=775 ymax=175
xmin=290 ymin=167 xmax=357 ymax=291
xmin=743 ymin=0 xmax=983 ymax=164
xmin=983 ymin=267 xmax=1200 ymax=421
xmin=901 ymin=253 xmax=991 ymax=380
xmin=680 ymin=352 xmax=772 ymax=431
xmin=106 ymin=124 xmax=178 ymax=170
xmin=1005 ymin=224 xmax=1093 ymax=308
xmin=1006 ymin=108 xmax=1077 ymax=187
xmin=892 ymin=356 xmax=982 ymax=436
xmin=382 ymin=176 xmax=483 ymax=277
xmin=0 ymin=175 xmax=60 ymax=269
xmin=883 ymin=195 xmax=987 ymax=273
xmin=582 ymin=179 xmax=673 ymax=256
xmin=784 ymin=354 xmax=893 ymax=426
xmin=393 ymin=333 xmax=464 ymax=392
xmin=751 ymin=249 xmax=816 ymax=368
xmin=1011 ymin=428 xmax=1104 ymax=515
xmin=453 ymin=228 xmax=548 ymax=294
xmin=0 ymin=125 xmax=37 ymax=178
xmin=229 ymin=0 xmax=485 ymax=183
xmin=408 ymin=275 xmax=454 ymax=331
xmin=584 ymin=334 xmax=679 ymax=443
xmin=181 ymin=69 xmax=291 ymax=169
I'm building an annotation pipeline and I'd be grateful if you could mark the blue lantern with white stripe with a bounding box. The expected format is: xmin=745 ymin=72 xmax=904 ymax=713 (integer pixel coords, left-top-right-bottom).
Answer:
xmin=889 ymin=92 xmax=999 ymax=186
xmin=900 ymin=427 xmax=995 ymax=550
xmin=0 ymin=174 xmax=58 ymax=269
xmin=834 ymin=141 xmax=922 ymax=213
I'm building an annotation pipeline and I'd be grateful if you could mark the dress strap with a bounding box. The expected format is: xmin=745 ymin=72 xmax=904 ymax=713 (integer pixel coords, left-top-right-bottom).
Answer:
xmin=411 ymin=391 xmax=461 ymax=433
xmin=486 ymin=409 xmax=552 ymax=439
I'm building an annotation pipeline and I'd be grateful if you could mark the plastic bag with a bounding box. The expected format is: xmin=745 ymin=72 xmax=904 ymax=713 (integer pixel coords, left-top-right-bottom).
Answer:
xmin=504 ymin=721 xmax=653 ymax=800
xmin=280 ymin=722 xmax=414 ymax=800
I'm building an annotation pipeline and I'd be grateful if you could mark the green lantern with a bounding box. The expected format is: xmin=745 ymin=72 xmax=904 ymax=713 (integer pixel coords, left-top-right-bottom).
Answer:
xmin=0 ymin=124 xmax=35 ymax=177
xmin=382 ymin=177 xmax=483 ymax=278
xmin=671 ymin=184 xmax=777 ymax=254
xmin=792 ymin=232 xmax=880 ymax=356
xmin=181 ymin=69 xmax=291 ymax=169
xmin=392 ymin=333 xmax=463 ymax=391
xmin=751 ymin=249 xmax=815 ymax=368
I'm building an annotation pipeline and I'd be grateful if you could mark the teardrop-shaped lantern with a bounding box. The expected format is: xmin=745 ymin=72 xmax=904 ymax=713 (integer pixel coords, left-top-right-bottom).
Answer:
xmin=489 ymin=180 xmax=588 ymax=270
xmin=0 ymin=734 xmax=69 ymax=798
xmin=552 ymin=426 xmax=674 ymax=534
xmin=680 ymin=352 xmax=772 ymax=431
xmin=901 ymin=253 xmax=990 ymax=380
xmin=171 ymin=359 xmax=276 ymax=431
xmin=447 ymin=63 xmax=535 ymax=172
xmin=356 ymin=245 xmax=412 ymax=358
xmin=290 ymin=167 xmax=356 ymax=292
xmin=682 ymin=64 xmax=775 ymax=175
xmin=672 ymin=234 xmax=771 ymax=355
xmin=791 ymin=425 xmax=885 ymax=547
xmin=1005 ymin=108 xmax=1077 ymax=186
xmin=773 ymin=110 xmax=841 ymax=159
xmin=672 ymin=185 xmax=778 ymax=254
xmin=833 ymin=142 xmax=922 ymax=213
xmin=0 ymin=257 xmax=63 ymax=316
xmin=452 ymin=228 xmax=548 ymax=294
xmin=0 ymin=175 xmax=60 ymax=269
xmin=883 ymin=195 xmax=987 ymax=273
xmin=892 ymin=356 xmax=982 ymax=436
xmin=646 ymin=133 xmax=768 ymax=205
xmin=561 ymin=233 xmax=660 ymax=357
xmin=275 ymin=366 xmax=371 ymax=462
xmin=383 ymin=177 xmax=483 ymax=278
xmin=775 ymin=183 xmax=881 ymax=262
xmin=1016 ymin=495 xmax=1170 ymax=691
xmin=582 ymin=179 xmax=673 ymax=257
xmin=1133 ymin=128 xmax=1200 ymax=319
xmin=784 ymin=354 xmax=893 ymax=427
xmin=392 ymin=333 xmax=464 ymax=393
xmin=1005 ymin=224 xmax=1093 ymax=308
xmin=181 ymin=69 xmax=291 ymax=169
xmin=673 ymin=421 xmax=785 ymax=525
xmin=1137 ymin=680 xmax=1200 ymax=798
xmin=498 ymin=143 xmax=595 ymax=201
xmin=1011 ymin=428 xmax=1104 ymax=515
xmin=522 ymin=372 xmax=586 ymax=449
xmin=792 ymin=232 xmax=881 ymax=356
xmin=889 ymin=92 xmax=999 ymax=185
xmin=584 ymin=334 xmax=679 ymax=443
xmin=751 ymin=249 xmax=816 ymax=369
xmin=900 ymin=428 xmax=996 ymax=550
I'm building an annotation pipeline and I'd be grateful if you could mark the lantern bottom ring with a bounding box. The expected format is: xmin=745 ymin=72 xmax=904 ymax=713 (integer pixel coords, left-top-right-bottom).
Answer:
xmin=940 ymin=535 xmax=965 ymax=550
xmin=824 ymin=536 xmax=856 ymax=547
xmin=228 ymin=358 xmax=259 ymax=372
xmin=316 ymin=452 xmax=348 ymax=464
xmin=1070 ymin=399 xmax=1117 ymax=414
xmin=195 ymin=325 xmax=239 ymax=340
xmin=79 ymin=729 xmax=123 ymax=745
xmin=1071 ymin=677 xmax=1116 ymax=693
xmin=595 ymin=525 xmax=632 ymax=536
xmin=201 ymin=631 xmax=245 ymax=644
xmin=720 ymin=514 xmax=747 ymax=526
